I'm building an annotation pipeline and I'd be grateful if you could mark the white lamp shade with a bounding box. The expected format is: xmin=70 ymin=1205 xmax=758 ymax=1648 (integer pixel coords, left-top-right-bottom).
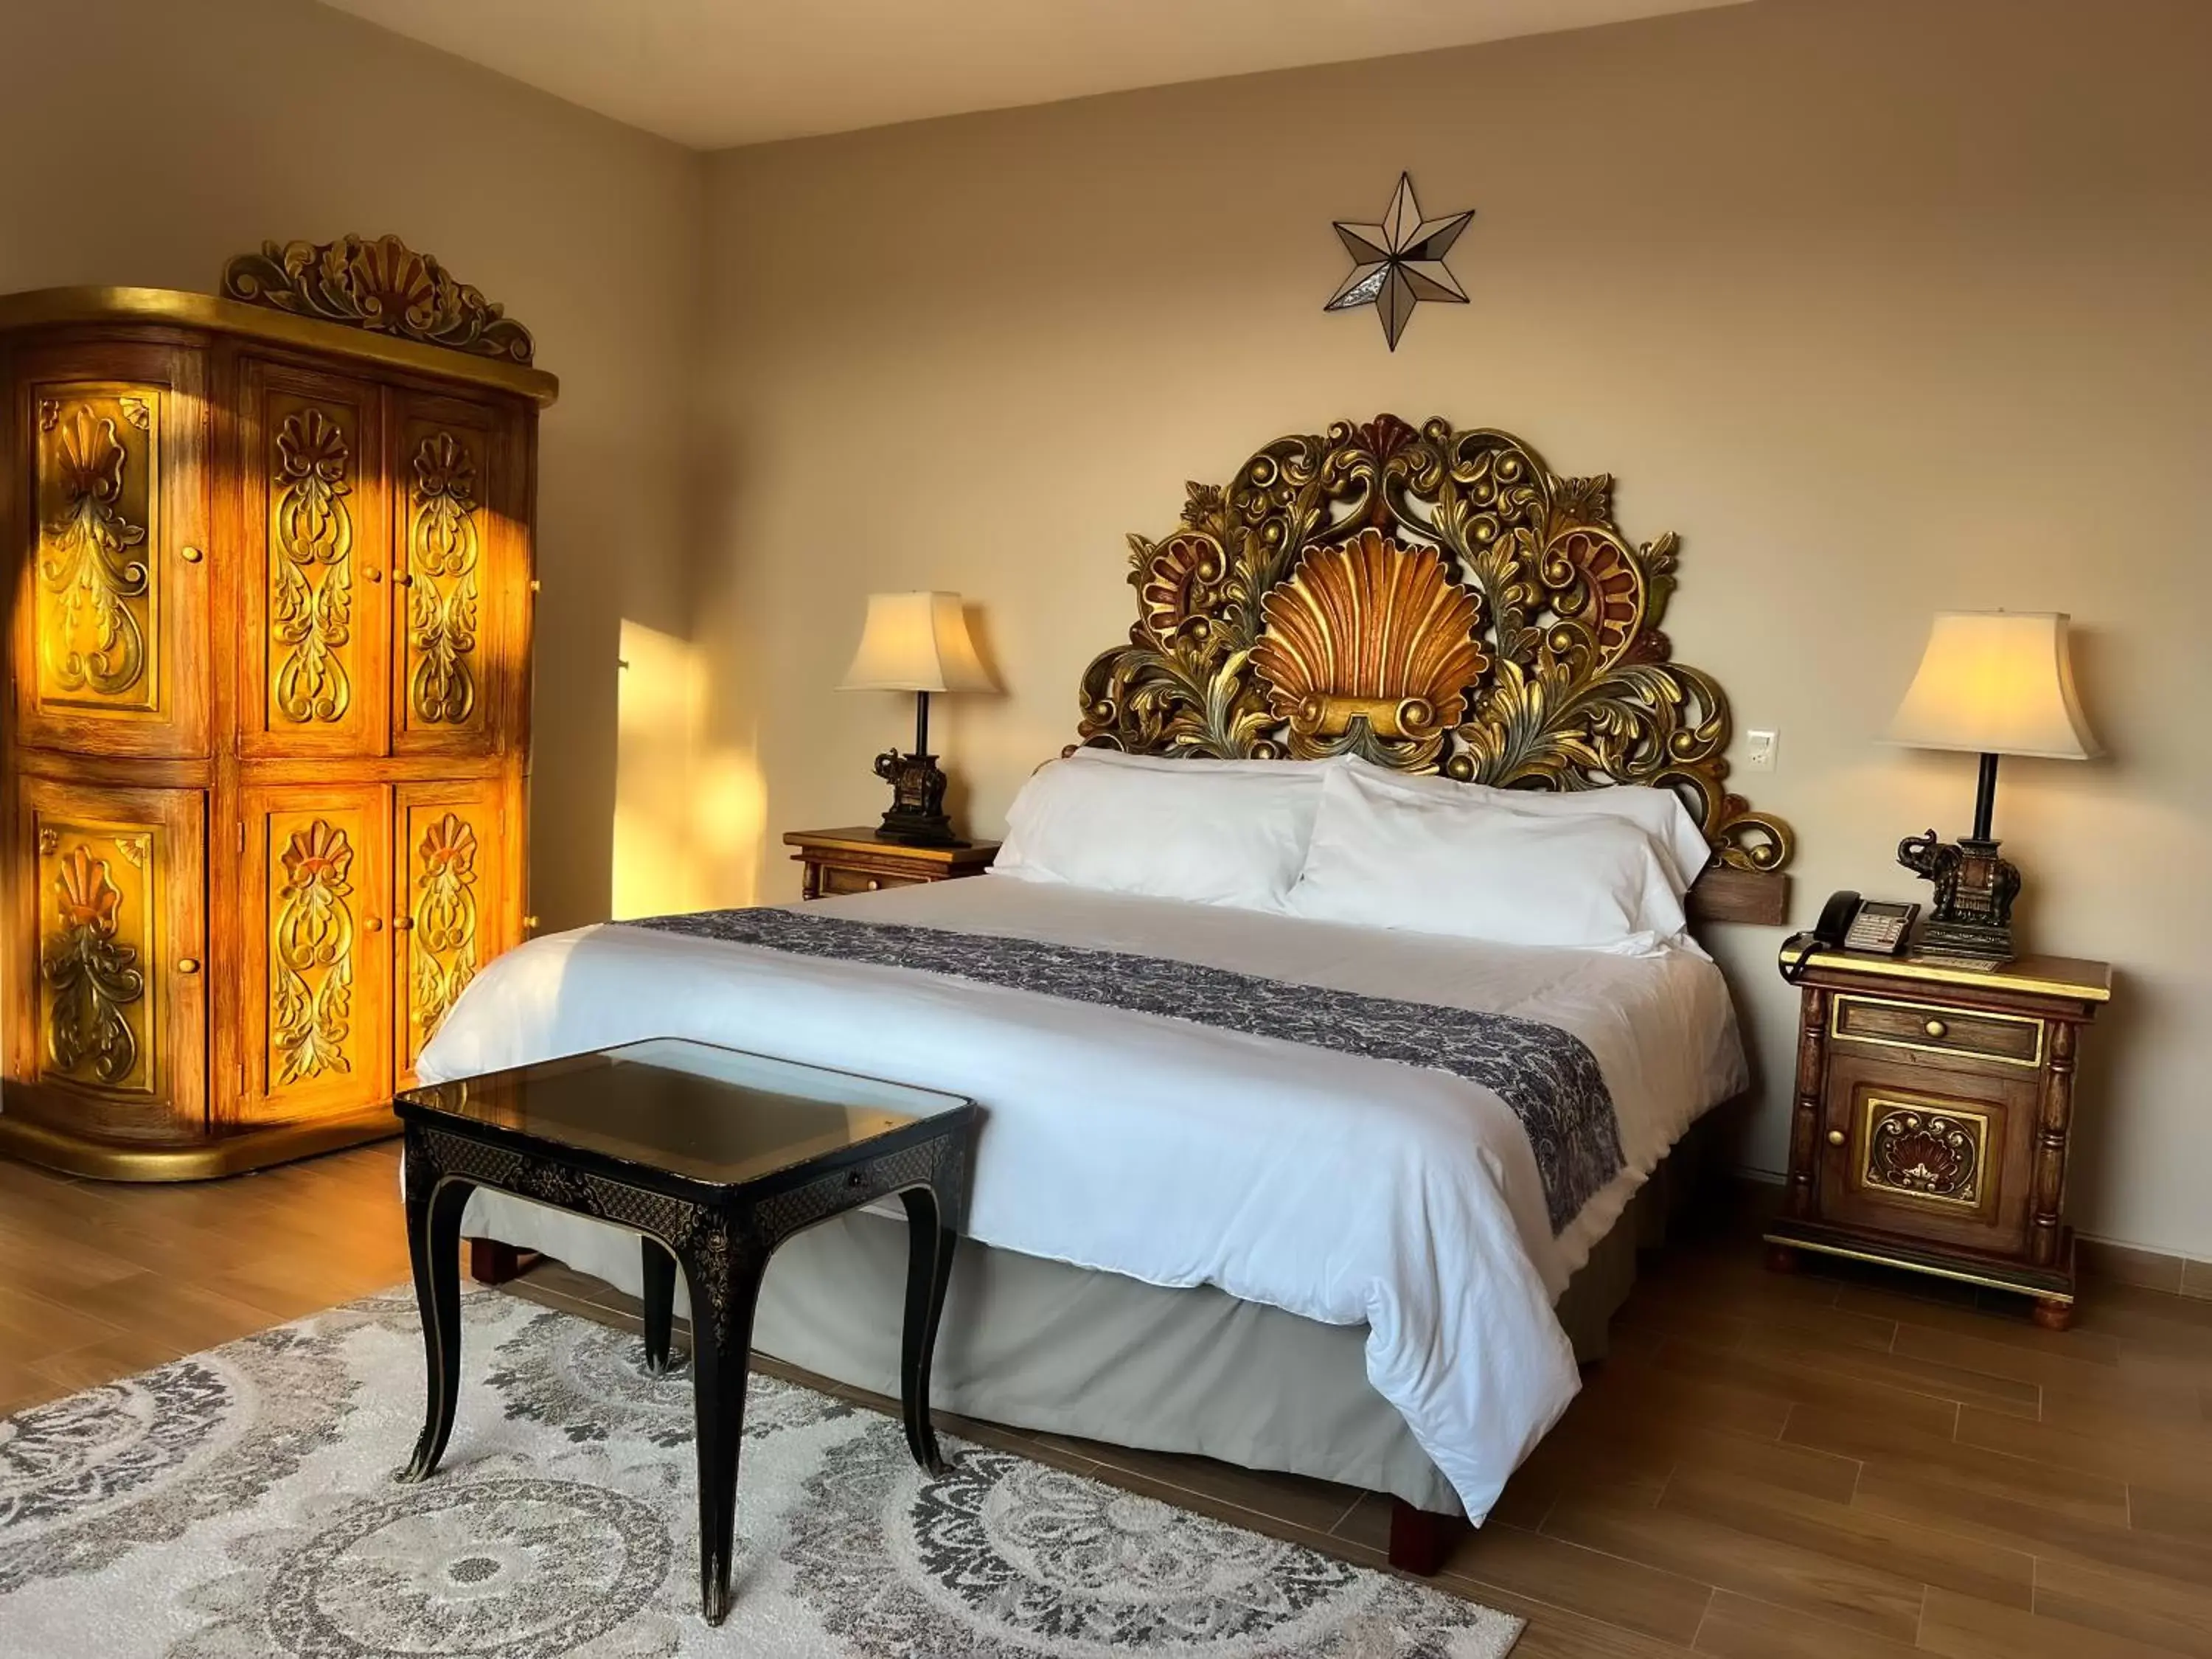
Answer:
xmin=1885 ymin=611 xmax=2099 ymax=759
xmin=837 ymin=591 xmax=996 ymax=695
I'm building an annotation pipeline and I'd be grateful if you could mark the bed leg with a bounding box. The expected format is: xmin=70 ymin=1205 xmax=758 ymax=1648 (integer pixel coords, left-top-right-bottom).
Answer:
xmin=464 ymin=1239 xmax=535 ymax=1285
xmin=1387 ymin=1498 xmax=1467 ymax=1576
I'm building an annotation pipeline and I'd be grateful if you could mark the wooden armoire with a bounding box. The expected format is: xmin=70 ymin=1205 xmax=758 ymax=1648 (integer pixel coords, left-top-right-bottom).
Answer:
xmin=0 ymin=237 xmax=554 ymax=1179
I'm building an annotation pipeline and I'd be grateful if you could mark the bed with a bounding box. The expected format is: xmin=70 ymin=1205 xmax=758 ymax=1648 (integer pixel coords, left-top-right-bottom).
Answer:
xmin=420 ymin=414 xmax=1795 ymax=1568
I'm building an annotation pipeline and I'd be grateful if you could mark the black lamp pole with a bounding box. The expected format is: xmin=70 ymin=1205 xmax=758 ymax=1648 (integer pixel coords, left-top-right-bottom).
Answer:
xmin=1970 ymin=751 xmax=2000 ymax=843
xmin=913 ymin=688 xmax=932 ymax=759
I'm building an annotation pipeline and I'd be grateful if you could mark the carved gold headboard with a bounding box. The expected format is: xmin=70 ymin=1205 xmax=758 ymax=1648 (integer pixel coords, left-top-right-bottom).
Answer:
xmin=1077 ymin=414 xmax=1794 ymax=894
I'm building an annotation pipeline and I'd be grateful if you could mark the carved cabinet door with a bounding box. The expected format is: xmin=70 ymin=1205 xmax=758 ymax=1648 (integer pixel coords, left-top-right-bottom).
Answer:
xmin=238 ymin=358 xmax=390 ymax=757
xmin=390 ymin=392 xmax=526 ymax=758
xmin=8 ymin=341 xmax=211 ymax=758
xmin=392 ymin=779 xmax=507 ymax=1086
xmin=1818 ymin=1048 xmax=2040 ymax=1256
xmin=237 ymin=782 xmax=391 ymax=1124
xmin=10 ymin=778 xmax=207 ymax=1141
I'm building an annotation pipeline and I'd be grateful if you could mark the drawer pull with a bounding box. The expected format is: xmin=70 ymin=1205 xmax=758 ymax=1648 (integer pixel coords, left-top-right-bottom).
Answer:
xmin=176 ymin=956 xmax=201 ymax=975
xmin=392 ymin=570 xmax=414 ymax=586
xmin=1826 ymin=1129 xmax=1846 ymax=1147
xmin=366 ymin=566 xmax=383 ymax=583
xmin=180 ymin=544 xmax=204 ymax=564
xmin=364 ymin=917 xmax=383 ymax=933
xmin=392 ymin=917 xmax=415 ymax=932
xmin=1924 ymin=1018 xmax=1949 ymax=1039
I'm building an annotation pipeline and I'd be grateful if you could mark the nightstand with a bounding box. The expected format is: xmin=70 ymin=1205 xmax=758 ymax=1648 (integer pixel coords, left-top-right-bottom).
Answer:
xmin=784 ymin=827 xmax=998 ymax=901
xmin=1764 ymin=947 xmax=2111 ymax=1329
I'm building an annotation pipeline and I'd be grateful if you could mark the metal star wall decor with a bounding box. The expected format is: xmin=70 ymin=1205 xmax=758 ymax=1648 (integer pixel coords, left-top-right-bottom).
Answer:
xmin=1324 ymin=173 xmax=1473 ymax=350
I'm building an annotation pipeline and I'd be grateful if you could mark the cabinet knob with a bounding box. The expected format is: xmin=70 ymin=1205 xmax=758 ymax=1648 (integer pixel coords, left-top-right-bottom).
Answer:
xmin=392 ymin=570 xmax=414 ymax=586
xmin=179 ymin=545 xmax=204 ymax=564
xmin=1924 ymin=1018 xmax=1949 ymax=1039
xmin=523 ymin=914 xmax=541 ymax=931
xmin=1826 ymin=1129 xmax=1846 ymax=1147
xmin=366 ymin=566 xmax=383 ymax=583
xmin=529 ymin=578 xmax=542 ymax=594
xmin=176 ymin=956 xmax=201 ymax=975
xmin=392 ymin=917 xmax=415 ymax=932
xmin=364 ymin=917 xmax=383 ymax=933
xmin=867 ymin=878 xmax=882 ymax=891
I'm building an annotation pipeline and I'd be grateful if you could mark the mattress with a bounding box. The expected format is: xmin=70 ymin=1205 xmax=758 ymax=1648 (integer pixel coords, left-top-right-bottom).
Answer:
xmin=421 ymin=877 xmax=1745 ymax=1518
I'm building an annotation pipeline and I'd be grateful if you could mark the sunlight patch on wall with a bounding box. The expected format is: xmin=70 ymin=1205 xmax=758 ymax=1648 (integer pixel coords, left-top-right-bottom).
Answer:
xmin=613 ymin=619 xmax=706 ymax=919
xmin=613 ymin=619 xmax=765 ymax=917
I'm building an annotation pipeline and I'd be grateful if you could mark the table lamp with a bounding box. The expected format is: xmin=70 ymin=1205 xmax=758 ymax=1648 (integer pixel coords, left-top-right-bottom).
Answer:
xmin=838 ymin=591 xmax=996 ymax=846
xmin=1884 ymin=611 xmax=2098 ymax=964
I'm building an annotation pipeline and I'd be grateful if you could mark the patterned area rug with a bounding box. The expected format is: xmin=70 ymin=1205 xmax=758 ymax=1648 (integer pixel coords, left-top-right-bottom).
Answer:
xmin=0 ymin=1287 xmax=1521 ymax=1657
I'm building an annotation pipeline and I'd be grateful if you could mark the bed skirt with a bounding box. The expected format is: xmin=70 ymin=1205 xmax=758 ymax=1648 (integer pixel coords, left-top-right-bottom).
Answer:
xmin=459 ymin=1158 xmax=1679 ymax=1517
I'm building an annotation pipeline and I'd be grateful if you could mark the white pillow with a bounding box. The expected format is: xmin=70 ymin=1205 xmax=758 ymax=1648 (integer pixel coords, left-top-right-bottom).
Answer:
xmin=1338 ymin=756 xmax=1712 ymax=897
xmin=1286 ymin=761 xmax=1691 ymax=953
xmin=1062 ymin=745 xmax=1324 ymax=778
xmin=992 ymin=752 xmax=1327 ymax=910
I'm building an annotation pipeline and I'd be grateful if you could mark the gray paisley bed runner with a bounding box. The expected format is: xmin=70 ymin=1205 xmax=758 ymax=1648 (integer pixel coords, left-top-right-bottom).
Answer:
xmin=628 ymin=906 xmax=1622 ymax=1232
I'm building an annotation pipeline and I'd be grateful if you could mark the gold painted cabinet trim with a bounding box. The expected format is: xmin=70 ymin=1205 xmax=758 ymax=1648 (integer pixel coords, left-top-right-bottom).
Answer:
xmin=0 ymin=287 xmax=559 ymax=406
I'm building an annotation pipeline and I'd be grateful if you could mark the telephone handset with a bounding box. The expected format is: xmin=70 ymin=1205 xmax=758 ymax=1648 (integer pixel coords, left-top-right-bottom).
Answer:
xmin=1780 ymin=891 xmax=1921 ymax=984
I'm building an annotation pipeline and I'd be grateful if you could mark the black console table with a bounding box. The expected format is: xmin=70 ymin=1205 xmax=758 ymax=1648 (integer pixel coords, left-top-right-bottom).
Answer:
xmin=393 ymin=1037 xmax=978 ymax=1624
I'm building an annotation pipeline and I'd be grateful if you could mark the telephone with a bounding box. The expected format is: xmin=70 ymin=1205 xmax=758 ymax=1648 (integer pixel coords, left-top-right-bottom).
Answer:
xmin=1780 ymin=891 xmax=1921 ymax=984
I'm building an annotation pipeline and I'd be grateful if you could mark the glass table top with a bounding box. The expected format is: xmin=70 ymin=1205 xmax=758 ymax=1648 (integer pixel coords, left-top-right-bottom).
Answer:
xmin=395 ymin=1038 xmax=973 ymax=1187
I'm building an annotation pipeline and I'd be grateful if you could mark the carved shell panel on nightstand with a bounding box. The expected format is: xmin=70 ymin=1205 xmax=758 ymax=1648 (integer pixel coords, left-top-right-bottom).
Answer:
xmin=1861 ymin=1101 xmax=1986 ymax=1208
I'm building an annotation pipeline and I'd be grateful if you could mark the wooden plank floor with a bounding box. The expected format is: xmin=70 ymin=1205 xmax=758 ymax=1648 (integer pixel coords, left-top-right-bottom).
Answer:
xmin=2 ymin=1141 xmax=2208 ymax=1657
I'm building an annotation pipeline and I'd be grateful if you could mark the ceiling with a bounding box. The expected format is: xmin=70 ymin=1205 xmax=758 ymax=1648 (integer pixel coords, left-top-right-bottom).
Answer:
xmin=316 ymin=0 xmax=1748 ymax=150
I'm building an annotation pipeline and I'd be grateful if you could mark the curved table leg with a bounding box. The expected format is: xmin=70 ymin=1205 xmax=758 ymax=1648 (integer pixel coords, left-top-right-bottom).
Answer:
xmin=398 ymin=1164 xmax=477 ymax=1483
xmin=898 ymin=1183 xmax=958 ymax=1476
xmin=681 ymin=1224 xmax=766 ymax=1627
xmin=641 ymin=1237 xmax=680 ymax=1375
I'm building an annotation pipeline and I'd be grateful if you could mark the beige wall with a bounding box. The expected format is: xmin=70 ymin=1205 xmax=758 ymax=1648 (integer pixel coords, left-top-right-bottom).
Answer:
xmin=1 ymin=0 xmax=704 ymax=933
xmin=694 ymin=0 xmax=2212 ymax=1255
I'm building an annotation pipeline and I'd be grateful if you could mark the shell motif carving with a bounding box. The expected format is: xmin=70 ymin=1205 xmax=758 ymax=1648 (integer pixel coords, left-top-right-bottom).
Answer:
xmin=1252 ymin=529 xmax=1486 ymax=765
xmin=1076 ymin=414 xmax=1794 ymax=873
xmin=221 ymin=234 xmax=535 ymax=365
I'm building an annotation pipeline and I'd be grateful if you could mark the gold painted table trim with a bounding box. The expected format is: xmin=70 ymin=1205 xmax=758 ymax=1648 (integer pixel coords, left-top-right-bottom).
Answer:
xmin=1793 ymin=946 xmax=2110 ymax=1004
xmin=1764 ymin=1225 xmax=2076 ymax=1304
xmin=1829 ymin=990 xmax=2047 ymax=1068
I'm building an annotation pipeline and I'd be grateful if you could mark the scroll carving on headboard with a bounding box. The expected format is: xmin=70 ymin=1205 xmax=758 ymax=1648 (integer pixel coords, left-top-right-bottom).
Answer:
xmin=1077 ymin=414 xmax=1793 ymax=875
xmin=220 ymin=234 xmax=535 ymax=366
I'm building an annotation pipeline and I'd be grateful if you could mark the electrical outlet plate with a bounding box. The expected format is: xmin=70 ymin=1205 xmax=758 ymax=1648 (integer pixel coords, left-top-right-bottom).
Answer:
xmin=1745 ymin=729 xmax=1778 ymax=772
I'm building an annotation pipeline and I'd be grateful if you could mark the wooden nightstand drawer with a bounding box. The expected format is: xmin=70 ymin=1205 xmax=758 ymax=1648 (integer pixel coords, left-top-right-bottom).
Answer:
xmin=819 ymin=866 xmax=919 ymax=898
xmin=1831 ymin=992 xmax=2043 ymax=1067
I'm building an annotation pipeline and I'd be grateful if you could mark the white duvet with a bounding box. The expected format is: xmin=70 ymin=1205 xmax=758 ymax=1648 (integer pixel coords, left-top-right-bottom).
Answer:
xmin=418 ymin=877 xmax=1745 ymax=1520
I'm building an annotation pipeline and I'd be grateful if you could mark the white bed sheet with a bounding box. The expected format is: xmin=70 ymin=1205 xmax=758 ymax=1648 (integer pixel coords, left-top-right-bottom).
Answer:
xmin=418 ymin=878 xmax=1745 ymax=1520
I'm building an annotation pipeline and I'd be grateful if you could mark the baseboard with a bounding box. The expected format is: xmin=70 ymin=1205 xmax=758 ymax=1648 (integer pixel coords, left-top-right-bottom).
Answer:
xmin=1728 ymin=1168 xmax=2211 ymax=1301
xmin=2074 ymin=1236 xmax=2212 ymax=1301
